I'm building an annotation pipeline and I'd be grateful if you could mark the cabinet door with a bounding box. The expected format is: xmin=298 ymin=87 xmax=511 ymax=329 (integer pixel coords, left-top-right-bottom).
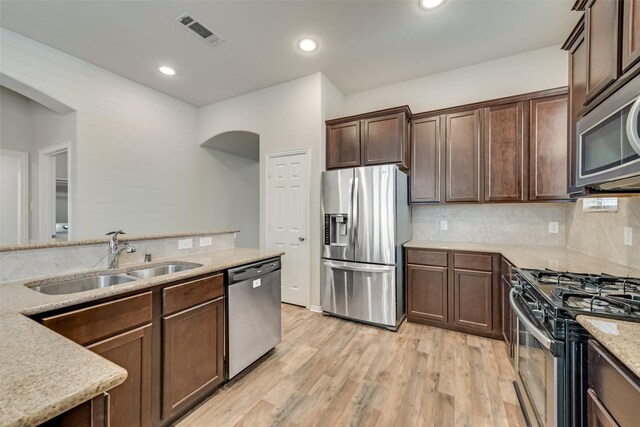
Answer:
xmin=87 ymin=324 xmax=152 ymax=427
xmin=568 ymin=23 xmax=587 ymax=193
xmin=529 ymin=94 xmax=569 ymax=201
xmin=162 ymin=298 xmax=224 ymax=420
xmin=483 ymin=102 xmax=525 ymax=202
xmin=622 ymin=0 xmax=640 ymax=72
xmin=411 ymin=115 xmax=443 ymax=202
xmin=407 ymin=264 xmax=448 ymax=323
xmin=452 ymin=269 xmax=492 ymax=332
xmin=326 ymin=121 xmax=361 ymax=169
xmin=362 ymin=112 xmax=407 ymax=168
xmin=585 ymin=0 xmax=620 ymax=102
xmin=587 ymin=389 xmax=620 ymax=427
xmin=445 ymin=110 xmax=482 ymax=202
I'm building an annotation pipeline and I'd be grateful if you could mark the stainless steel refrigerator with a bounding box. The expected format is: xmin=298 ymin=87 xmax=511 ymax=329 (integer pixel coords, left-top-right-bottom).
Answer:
xmin=321 ymin=164 xmax=410 ymax=330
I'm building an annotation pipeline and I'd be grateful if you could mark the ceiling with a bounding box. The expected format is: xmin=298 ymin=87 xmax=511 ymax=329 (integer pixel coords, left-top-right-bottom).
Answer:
xmin=0 ymin=0 xmax=578 ymax=107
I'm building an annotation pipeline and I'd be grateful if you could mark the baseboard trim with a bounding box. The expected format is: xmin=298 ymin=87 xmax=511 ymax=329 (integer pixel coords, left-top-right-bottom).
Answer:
xmin=309 ymin=305 xmax=322 ymax=313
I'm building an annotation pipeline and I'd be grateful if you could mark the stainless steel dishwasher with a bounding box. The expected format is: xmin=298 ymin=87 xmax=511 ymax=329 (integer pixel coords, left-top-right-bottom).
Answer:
xmin=227 ymin=257 xmax=281 ymax=379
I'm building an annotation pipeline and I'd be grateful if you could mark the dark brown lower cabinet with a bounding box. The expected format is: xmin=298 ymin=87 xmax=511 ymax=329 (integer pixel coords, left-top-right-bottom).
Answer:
xmin=406 ymin=248 xmax=501 ymax=339
xmin=38 ymin=272 xmax=228 ymax=427
xmin=41 ymin=394 xmax=109 ymax=427
xmin=587 ymin=340 xmax=640 ymax=427
xmin=587 ymin=389 xmax=619 ymax=427
xmin=162 ymin=297 xmax=225 ymax=420
xmin=407 ymin=264 xmax=448 ymax=324
xmin=452 ymin=269 xmax=493 ymax=332
xmin=87 ymin=325 xmax=152 ymax=427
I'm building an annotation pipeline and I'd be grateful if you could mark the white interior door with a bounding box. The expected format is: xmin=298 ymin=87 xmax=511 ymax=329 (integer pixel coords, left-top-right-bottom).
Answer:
xmin=266 ymin=150 xmax=310 ymax=307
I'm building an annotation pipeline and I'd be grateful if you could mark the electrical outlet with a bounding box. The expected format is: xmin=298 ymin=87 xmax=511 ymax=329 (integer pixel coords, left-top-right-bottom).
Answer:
xmin=178 ymin=238 xmax=193 ymax=249
xmin=548 ymin=222 xmax=559 ymax=234
xmin=624 ymin=227 xmax=633 ymax=246
xmin=440 ymin=220 xmax=448 ymax=231
xmin=199 ymin=236 xmax=212 ymax=247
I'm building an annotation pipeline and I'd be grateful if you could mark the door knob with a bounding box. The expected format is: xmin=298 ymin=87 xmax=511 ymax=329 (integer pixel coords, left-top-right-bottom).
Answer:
xmin=299 ymin=236 xmax=306 ymax=242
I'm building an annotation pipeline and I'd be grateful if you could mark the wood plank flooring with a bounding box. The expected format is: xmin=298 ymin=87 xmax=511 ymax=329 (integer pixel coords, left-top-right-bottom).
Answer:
xmin=177 ymin=304 xmax=525 ymax=427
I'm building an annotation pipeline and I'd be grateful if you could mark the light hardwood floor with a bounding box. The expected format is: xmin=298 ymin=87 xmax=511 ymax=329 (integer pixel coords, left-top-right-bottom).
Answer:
xmin=177 ymin=304 xmax=525 ymax=427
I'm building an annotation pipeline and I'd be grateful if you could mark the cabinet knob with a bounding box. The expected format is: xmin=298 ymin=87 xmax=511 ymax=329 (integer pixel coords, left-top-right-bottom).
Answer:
xmin=298 ymin=236 xmax=306 ymax=242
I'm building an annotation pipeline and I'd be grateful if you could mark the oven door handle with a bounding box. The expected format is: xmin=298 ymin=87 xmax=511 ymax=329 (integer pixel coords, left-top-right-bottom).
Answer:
xmin=510 ymin=288 xmax=555 ymax=352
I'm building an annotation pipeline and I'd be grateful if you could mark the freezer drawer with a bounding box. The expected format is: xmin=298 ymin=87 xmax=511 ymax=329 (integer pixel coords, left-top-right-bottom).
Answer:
xmin=322 ymin=259 xmax=396 ymax=327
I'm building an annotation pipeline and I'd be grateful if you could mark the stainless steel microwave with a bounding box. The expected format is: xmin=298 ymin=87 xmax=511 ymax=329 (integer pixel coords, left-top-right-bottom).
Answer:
xmin=576 ymin=74 xmax=640 ymax=191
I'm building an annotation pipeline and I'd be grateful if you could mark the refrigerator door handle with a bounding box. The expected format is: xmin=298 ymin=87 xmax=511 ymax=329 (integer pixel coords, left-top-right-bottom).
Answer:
xmin=350 ymin=176 xmax=359 ymax=253
xmin=323 ymin=260 xmax=395 ymax=273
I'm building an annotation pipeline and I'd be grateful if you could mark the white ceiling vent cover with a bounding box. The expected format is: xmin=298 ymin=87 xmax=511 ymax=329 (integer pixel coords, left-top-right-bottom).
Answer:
xmin=176 ymin=13 xmax=224 ymax=46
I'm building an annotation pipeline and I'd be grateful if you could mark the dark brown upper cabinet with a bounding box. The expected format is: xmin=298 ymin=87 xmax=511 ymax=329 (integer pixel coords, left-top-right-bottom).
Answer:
xmin=529 ymin=94 xmax=570 ymax=201
xmin=445 ymin=109 xmax=483 ymax=202
xmin=409 ymin=88 xmax=569 ymax=204
xmin=326 ymin=120 xmax=361 ymax=169
xmin=622 ymin=0 xmax=640 ymax=72
xmin=325 ymin=106 xmax=411 ymax=171
xmin=362 ymin=112 xmax=409 ymax=166
xmin=483 ymin=102 xmax=526 ymax=202
xmin=585 ymin=0 xmax=620 ymax=102
xmin=410 ymin=115 xmax=443 ymax=203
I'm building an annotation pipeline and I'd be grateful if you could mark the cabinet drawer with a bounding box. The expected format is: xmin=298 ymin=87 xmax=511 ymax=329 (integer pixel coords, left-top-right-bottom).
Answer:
xmin=42 ymin=292 xmax=152 ymax=346
xmin=454 ymin=253 xmax=493 ymax=272
xmin=163 ymin=273 xmax=223 ymax=315
xmin=588 ymin=340 xmax=640 ymax=427
xmin=406 ymin=249 xmax=448 ymax=267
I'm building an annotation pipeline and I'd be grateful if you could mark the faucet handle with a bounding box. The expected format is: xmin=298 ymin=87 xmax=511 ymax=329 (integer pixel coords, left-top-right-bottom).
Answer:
xmin=106 ymin=230 xmax=126 ymax=236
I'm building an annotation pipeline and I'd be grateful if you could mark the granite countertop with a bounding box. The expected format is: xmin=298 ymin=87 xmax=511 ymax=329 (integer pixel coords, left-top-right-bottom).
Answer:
xmin=0 ymin=247 xmax=283 ymax=426
xmin=405 ymin=240 xmax=640 ymax=277
xmin=576 ymin=315 xmax=640 ymax=379
xmin=0 ymin=312 xmax=127 ymax=427
xmin=0 ymin=229 xmax=239 ymax=252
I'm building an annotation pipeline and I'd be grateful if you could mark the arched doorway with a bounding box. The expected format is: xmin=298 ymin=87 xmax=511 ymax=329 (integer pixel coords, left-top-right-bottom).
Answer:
xmin=201 ymin=131 xmax=260 ymax=248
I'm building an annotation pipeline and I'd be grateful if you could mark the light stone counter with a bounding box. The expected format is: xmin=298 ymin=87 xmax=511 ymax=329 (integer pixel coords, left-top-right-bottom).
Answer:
xmin=405 ymin=240 xmax=640 ymax=277
xmin=577 ymin=315 xmax=640 ymax=379
xmin=0 ymin=247 xmax=283 ymax=426
xmin=0 ymin=312 xmax=127 ymax=427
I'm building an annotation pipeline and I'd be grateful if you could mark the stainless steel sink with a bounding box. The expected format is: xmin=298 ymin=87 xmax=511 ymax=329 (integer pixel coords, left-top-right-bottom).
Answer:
xmin=30 ymin=274 xmax=137 ymax=295
xmin=125 ymin=263 xmax=202 ymax=279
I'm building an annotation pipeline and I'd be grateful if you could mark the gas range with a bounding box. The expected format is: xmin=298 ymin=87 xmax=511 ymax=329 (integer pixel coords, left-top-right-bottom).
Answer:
xmin=510 ymin=268 xmax=640 ymax=427
xmin=517 ymin=268 xmax=640 ymax=324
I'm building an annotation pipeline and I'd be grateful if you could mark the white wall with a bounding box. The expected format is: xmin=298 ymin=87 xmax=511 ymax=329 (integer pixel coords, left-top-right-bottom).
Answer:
xmin=0 ymin=86 xmax=32 ymax=152
xmin=0 ymin=28 xmax=220 ymax=240
xmin=0 ymin=86 xmax=75 ymax=240
xmin=340 ymin=45 xmax=568 ymax=117
xmin=203 ymin=148 xmax=260 ymax=248
xmin=198 ymin=73 xmax=324 ymax=308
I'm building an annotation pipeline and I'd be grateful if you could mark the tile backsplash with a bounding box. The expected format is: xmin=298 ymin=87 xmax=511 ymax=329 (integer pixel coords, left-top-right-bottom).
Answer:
xmin=0 ymin=232 xmax=236 ymax=282
xmin=566 ymin=198 xmax=640 ymax=270
xmin=412 ymin=203 xmax=566 ymax=247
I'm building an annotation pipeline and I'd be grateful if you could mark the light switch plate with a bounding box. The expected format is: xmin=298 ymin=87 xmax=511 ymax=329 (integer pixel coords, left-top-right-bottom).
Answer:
xmin=178 ymin=238 xmax=193 ymax=249
xmin=624 ymin=227 xmax=633 ymax=246
xmin=440 ymin=220 xmax=448 ymax=231
xmin=200 ymin=236 xmax=212 ymax=247
xmin=548 ymin=222 xmax=559 ymax=234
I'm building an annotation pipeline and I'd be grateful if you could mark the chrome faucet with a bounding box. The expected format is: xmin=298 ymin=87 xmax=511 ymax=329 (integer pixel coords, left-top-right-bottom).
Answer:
xmin=106 ymin=230 xmax=136 ymax=269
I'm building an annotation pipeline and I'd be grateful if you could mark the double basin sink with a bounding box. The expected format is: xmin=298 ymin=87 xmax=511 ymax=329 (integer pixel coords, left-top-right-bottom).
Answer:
xmin=29 ymin=262 xmax=203 ymax=296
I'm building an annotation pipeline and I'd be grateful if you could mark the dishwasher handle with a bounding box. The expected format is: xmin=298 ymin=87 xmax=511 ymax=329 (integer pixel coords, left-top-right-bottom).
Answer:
xmin=228 ymin=258 xmax=281 ymax=284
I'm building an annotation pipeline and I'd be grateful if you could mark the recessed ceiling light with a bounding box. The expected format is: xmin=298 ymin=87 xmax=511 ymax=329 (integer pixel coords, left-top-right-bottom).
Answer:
xmin=419 ymin=0 xmax=445 ymax=10
xmin=297 ymin=38 xmax=318 ymax=53
xmin=158 ymin=66 xmax=176 ymax=76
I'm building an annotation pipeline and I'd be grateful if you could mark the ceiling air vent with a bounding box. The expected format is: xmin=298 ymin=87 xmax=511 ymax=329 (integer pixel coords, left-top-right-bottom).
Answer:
xmin=176 ymin=13 xmax=224 ymax=46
